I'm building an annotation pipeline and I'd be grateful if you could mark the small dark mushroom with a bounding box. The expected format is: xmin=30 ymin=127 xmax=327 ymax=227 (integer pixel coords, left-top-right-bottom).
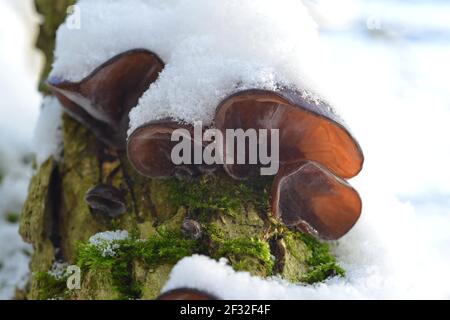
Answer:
xmin=157 ymin=288 xmax=218 ymax=300
xmin=214 ymin=88 xmax=364 ymax=179
xmin=48 ymin=49 xmax=164 ymax=149
xmin=271 ymin=161 xmax=362 ymax=240
xmin=85 ymin=184 xmax=127 ymax=218
xmin=127 ymin=119 xmax=214 ymax=179
xmin=182 ymin=218 xmax=203 ymax=240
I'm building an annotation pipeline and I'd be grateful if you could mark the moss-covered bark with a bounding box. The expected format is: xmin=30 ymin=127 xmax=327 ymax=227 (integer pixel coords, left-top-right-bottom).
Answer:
xmin=19 ymin=0 xmax=344 ymax=300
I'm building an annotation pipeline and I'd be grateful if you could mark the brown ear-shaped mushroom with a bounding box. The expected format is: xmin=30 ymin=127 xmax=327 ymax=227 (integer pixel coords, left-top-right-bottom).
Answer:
xmin=85 ymin=184 xmax=127 ymax=218
xmin=127 ymin=119 xmax=211 ymax=179
xmin=47 ymin=49 xmax=164 ymax=149
xmin=156 ymin=288 xmax=218 ymax=300
xmin=271 ymin=161 xmax=362 ymax=240
xmin=215 ymin=89 xmax=364 ymax=179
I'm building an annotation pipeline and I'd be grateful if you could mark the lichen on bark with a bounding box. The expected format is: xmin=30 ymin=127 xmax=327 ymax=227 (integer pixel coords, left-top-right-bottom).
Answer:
xmin=19 ymin=0 xmax=345 ymax=300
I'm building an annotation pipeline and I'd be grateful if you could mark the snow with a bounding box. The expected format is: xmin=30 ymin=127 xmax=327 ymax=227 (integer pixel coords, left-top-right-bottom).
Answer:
xmin=51 ymin=0 xmax=325 ymax=130
xmin=89 ymin=230 xmax=129 ymax=257
xmin=0 ymin=226 xmax=31 ymax=300
xmin=0 ymin=0 xmax=449 ymax=300
xmin=32 ymin=97 xmax=63 ymax=165
xmin=48 ymin=262 xmax=70 ymax=281
xmin=0 ymin=0 xmax=41 ymax=299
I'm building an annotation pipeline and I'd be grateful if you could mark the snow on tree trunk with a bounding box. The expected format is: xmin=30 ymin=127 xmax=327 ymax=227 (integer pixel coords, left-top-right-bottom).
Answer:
xmin=19 ymin=0 xmax=343 ymax=300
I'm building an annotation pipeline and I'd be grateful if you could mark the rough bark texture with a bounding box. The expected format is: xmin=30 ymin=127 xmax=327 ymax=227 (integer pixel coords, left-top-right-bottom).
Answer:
xmin=19 ymin=1 xmax=343 ymax=300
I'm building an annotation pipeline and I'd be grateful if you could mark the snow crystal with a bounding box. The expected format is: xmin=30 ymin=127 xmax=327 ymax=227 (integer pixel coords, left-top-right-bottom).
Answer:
xmin=89 ymin=230 xmax=129 ymax=257
xmin=51 ymin=0 xmax=326 ymax=131
xmin=32 ymin=97 xmax=63 ymax=165
xmin=48 ymin=262 xmax=70 ymax=280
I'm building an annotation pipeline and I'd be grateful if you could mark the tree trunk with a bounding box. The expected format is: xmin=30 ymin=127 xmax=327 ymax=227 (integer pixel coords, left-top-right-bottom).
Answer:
xmin=19 ymin=0 xmax=343 ymax=300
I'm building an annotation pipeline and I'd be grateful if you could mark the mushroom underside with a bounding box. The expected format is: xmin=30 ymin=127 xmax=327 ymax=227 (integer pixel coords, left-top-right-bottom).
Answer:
xmin=127 ymin=119 xmax=218 ymax=179
xmin=85 ymin=184 xmax=127 ymax=218
xmin=271 ymin=162 xmax=362 ymax=240
xmin=48 ymin=49 xmax=164 ymax=149
xmin=214 ymin=89 xmax=364 ymax=180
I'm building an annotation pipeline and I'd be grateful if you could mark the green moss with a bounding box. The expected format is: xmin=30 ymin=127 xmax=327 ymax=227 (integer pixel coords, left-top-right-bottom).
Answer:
xmin=205 ymin=223 xmax=273 ymax=275
xmin=203 ymin=223 xmax=225 ymax=242
xmin=166 ymin=176 xmax=241 ymax=212
xmin=217 ymin=238 xmax=274 ymax=274
xmin=165 ymin=173 xmax=271 ymax=215
xmin=136 ymin=229 xmax=197 ymax=266
xmin=33 ymin=272 xmax=68 ymax=300
xmin=77 ymin=237 xmax=141 ymax=299
xmin=302 ymin=262 xmax=345 ymax=284
xmin=289 ymin=233 xmax=345 ymax=284
xmin=76 ymin=229 xmax=197 ymax=299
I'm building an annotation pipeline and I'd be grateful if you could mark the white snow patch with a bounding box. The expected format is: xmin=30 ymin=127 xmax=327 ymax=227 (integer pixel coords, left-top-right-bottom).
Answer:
xmin=48 ymin=262 xmax=70 ymax=281
xmin=89 ymin=230 xmax=129 ymax=257
xmin=32 ymin=97 xmax=63 ymax=165
xmin=0 ymin=0 xmax=41 ymax=300
xmin=51 ymin=0 xmax=326 ymax=130
xmin=0 ymin=225 xmax=32 ymax=300
xmin=165 ymin=207 xmax=450 ymax=301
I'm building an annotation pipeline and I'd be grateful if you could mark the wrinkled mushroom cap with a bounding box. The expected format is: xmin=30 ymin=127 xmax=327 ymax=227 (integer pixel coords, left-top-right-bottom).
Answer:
xmin=157 ymin=288 xmax=218 ymax=300
xmin=271 ymin=161 xmax=362 ymax=240
xmin=215 ymin=89 xmax=364 ymax=179
xmin=48 ymin=49 xmax=164 ymax=149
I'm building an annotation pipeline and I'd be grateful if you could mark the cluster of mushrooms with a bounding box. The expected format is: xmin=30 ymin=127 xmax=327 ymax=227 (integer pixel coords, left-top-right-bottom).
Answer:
xmin=48 ymin=49 xmax=364 ymax=242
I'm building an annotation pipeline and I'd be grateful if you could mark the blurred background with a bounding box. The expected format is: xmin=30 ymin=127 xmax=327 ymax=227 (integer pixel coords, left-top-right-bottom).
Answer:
xmin=0 ymin=0 xmax=449 ymax=299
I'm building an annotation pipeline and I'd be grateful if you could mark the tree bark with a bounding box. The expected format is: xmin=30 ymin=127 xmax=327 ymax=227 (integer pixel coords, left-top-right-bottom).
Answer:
xmin=19 ymin=0 xmax=343 ymax=300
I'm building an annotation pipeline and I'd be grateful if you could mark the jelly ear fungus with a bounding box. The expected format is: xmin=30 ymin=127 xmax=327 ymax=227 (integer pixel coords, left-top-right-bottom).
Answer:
xmin=48 ymin=49 xmax=164 ymax=149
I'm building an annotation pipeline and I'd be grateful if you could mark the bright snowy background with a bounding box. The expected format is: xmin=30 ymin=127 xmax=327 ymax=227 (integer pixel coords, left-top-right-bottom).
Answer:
xmin=0 ymin=0 xmax=449 ymax=299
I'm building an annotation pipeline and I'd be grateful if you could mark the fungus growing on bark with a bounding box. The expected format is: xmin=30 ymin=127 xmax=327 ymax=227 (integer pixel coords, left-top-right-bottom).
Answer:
xmin=47 ymin=49 xmax=164 ymax=149
xmin=157 ymin=288 xmax=217 ymax=300
xmin=85 ymin=184 xmax=127 ymax=218
xmin=127 ymin=119 xmax=216 ymax=179
xmin=182 ymin=218 xmax=203 ymax=240
xmin=214 ymin=88 xmax=364 ymax=180
xmin=214 ymin=89 xmax=364 ymax=239
xmin=271 ymin=162 xmax=362 ymax=240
